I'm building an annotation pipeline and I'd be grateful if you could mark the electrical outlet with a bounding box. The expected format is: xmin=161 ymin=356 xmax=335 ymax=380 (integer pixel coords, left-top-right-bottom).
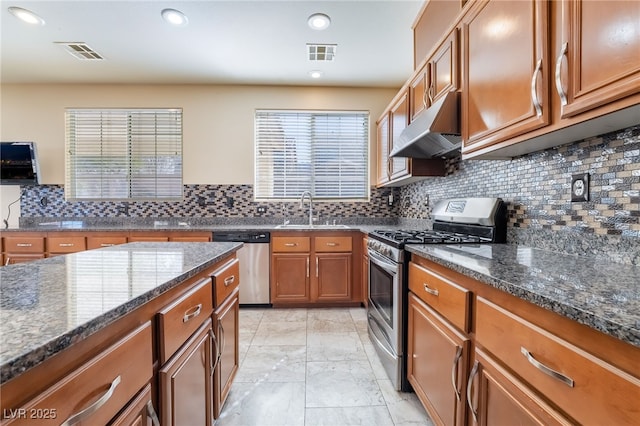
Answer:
xmin=256 ymin=206 xmax=267 ymax=214
xmin=571 ymin=173 xmax=589 ymax=202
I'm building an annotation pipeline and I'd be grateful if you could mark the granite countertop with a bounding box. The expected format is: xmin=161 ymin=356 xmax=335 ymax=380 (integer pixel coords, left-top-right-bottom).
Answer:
xmin=0 ymin=241 xmax=242 ymax=384
xmin=406 ymin=244 xmax=640 ymax=348
xmin=3 ymin=218 xmax=409 ymax=234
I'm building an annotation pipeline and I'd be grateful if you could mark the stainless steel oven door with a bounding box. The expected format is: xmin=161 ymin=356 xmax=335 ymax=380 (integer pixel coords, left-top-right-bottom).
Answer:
xmin=367 ymin=248 xmax=402 ymax=354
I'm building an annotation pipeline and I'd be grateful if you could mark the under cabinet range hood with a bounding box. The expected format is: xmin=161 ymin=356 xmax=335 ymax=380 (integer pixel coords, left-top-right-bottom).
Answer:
xmin=389 ymin=91 xmax=461 ymax=159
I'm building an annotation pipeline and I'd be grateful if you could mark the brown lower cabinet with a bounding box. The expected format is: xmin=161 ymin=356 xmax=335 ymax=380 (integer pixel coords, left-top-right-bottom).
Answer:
xmin=1 ymin=231 xmax=212 ymax=265
xmin=467 ymin=349 xmax=570 ymax=426
xmin=110 ymin=384 xmax=159 ymax=426
xmin=213 ymin=288 xmax=239 ymax=418
xmin=159 ymin=319 xmax=214 ymax=426
xmin=270 ymin=232 xmax=359 ymax=307
xmin=407 ymin=293 xmax=470 ymax=426
xmin=408 ymin=255 xmax=640 ymax=426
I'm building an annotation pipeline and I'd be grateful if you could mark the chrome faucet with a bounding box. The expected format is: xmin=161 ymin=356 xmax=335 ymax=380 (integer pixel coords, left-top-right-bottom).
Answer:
xmin=300 ymin=190 xmax=314 ymax=226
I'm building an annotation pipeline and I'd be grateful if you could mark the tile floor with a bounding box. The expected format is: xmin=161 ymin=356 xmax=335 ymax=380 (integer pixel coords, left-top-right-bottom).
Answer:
xmin=215 ymin=307 xmax=434 ymax=426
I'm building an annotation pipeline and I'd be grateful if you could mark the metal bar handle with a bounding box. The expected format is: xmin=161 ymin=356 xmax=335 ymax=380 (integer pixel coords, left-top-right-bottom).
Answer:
xmin=555 ymin=42 xmax=568 ymax=106
xmin=531 ymin=58 xmax=543 ymax=117
xmin=61 ymin=375 xmax=121 ymax=426
xmin=451 ymin=346 xmax=463 ymax=402
xmin=428 ymin=85 xmax=434 ymax=104
xmin=306 ymin=257 xmax=310 ymax=278
xmin=59 ymin=243 xmax=75 ymax=247
xmin=368 ymin=250 xmax=398 ymax=275
xmin=422 ymin=283 xmax=439 ymax=296
xmin=182 ymin=303 xmax=203 ymax=323
xmin=284 ymin=242 xmax=298 ymax=247
xmin=146 ymin=401 xmax=161 ymax=426
xmin=325 ymin=242 xmax=339 ymax=247
xmin=224 ymin=275 xmax=235 ymax=287
xmin=316 ymin=256 xmax=319 ymax=277
xmin=520 ymin=347 xmax=575 ymax=387
xmin=209 ymin=328 xmax=220 ymax=374
xmin=219 ymin=321 xmax=226 ymax=361
xmin=100 ymin=243 xmax=115 ymax=247
xmin=16 ymin=243 xmax=32 ymax=247
xmin=422 ymin=87 xmax=428 ymax=108
xmin=466 ymin=361 xmax=479 ymax=424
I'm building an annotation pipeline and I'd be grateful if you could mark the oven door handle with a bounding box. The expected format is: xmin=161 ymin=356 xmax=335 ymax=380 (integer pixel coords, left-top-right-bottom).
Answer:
xmin=368 ymin=250 xmax=398 ymax=275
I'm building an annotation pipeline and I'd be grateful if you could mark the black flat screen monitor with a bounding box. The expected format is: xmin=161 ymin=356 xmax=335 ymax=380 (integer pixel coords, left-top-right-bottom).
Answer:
xmin=0 ymin=142 xmax=41 ymax=185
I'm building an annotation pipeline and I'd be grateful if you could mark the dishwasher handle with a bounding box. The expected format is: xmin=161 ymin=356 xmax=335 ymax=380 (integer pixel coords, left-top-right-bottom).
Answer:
xmin=212 ymin=231 xmax=271 ymax=243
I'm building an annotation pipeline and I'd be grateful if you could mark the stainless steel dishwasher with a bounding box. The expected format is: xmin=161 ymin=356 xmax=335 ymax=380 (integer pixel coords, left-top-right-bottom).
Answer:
xmin=212 ymin=231 xmax=271 ymax=306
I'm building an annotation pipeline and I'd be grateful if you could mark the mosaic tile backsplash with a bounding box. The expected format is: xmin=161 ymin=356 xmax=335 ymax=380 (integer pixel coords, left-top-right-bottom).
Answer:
xmin=19 ymin=184 xmax=399 ymax=222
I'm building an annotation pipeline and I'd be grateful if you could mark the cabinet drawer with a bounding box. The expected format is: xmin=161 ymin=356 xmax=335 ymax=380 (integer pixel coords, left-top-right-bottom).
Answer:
xmin=408 ymin=262 xmax=471 ymax=333
xmin=158 ymin=278 xmax=213 ymax=364
xmin=4 ymin=322 xmax=153 ymax=426
xmin=47 ymin=236 xmax=86 ymax=253
xmin=272 ymin=236 xmax=310 ymax=252
xmin=3 ymin=236 xmax=44 ymax=253
xmin=476 ymin=297 xmax=640 ymax=425
xmin=87 ymin=236 xmax=128 ymax=250
xmin=314 ymin=236 xmax=352 ymax=252
xmin=211 ymin=258 xmax=240 ymax=306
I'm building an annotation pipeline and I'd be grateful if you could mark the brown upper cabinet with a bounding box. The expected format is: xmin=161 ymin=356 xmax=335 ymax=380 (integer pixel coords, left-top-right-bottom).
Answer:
xmin=555 ymin=1 xmax=640 ymax=118
xmin=411 ymin=29 xmax=460 ymax=123
xmin=461 ymin=0 xmax=550 ymax=152
xmin=385 ymin=0 xmax=640 ymax=163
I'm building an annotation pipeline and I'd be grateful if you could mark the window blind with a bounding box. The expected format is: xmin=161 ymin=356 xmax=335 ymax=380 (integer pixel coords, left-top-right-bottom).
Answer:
xmin=255 ymin=110 xmax=369 ymax=200
xmin=65 ymin=108 xmax=183 ymax=201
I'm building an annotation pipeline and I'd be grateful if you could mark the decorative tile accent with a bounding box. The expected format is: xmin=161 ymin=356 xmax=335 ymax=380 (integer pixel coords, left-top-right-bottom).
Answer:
xmin=19 ymin=184 xmax=399 ymax=220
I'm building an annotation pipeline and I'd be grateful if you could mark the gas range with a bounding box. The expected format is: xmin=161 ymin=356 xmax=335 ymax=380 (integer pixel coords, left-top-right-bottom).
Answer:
xmin=367 ymin=197 xmax=507 ymax=261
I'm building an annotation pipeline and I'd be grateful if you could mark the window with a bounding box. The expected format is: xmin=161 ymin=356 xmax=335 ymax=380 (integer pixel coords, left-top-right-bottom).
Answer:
xmin=65 ymin=108 xmax=182 ymax=201
xmin=255 ymin=110 xmax=369 ymax=200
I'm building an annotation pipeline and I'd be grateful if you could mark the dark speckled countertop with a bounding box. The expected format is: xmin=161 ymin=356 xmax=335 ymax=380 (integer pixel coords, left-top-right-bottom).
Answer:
xmin=406 ymin=244 xmax=640 ymax=348
xmin=0 ymin=241 xmax=242 ymax=384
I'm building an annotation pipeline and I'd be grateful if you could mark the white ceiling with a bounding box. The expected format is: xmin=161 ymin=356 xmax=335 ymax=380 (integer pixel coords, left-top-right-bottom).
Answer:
xmin=1 ymin=0 xmax=424 ymax=87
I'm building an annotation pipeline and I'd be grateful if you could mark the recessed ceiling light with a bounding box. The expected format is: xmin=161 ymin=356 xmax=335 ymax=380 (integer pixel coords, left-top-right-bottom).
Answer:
xmin=307 ymin=13 xmax=330 ymax=30
xmin=309 ymin=70 xmax=323 ymax=79
xmin=161 ymin=8 xmax=188 ymax=26
xmin=8 ymin=6 xmax=45 ymax=25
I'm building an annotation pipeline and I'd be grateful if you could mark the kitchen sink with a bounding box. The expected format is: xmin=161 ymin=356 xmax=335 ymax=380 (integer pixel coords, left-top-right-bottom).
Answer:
xmin=274 ymin=224 xmax=351 ymax=229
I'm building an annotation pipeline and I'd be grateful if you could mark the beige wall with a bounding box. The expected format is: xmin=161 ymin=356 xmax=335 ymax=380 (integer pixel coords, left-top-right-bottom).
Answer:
xmin=1 ymin=83 xmax=396 ymax=226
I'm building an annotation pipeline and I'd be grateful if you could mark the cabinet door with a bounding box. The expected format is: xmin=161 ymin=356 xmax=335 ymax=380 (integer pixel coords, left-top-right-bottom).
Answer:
xmin=110 ymin=383 xmax=159 ymax=426
xmin=408 ymin=293 xmax=470 ymax=426
xmin=315 ymin=253 xmax=352 ymax=302
xmin=4 ymin=253 xmax=45 ymax=265
xmin=271 ymin=254 xmax=310 ymax=303
xmin=389 ymin=92 xmax=410 ymax=181
xmin=376 ymin=113 xmax=391 ymax=186
xmin=556 ymin=0 xmax=640 ymax=118
xmin=462 ymin=0 xmax=550 ymax=150
xmin=467 ymin=349 xmax=570 ymax=426
xmin=159 ymin=319 xmax=213 ymax=426
xmin=410 ymin=64 xmax=429 ymax=121
xmin=430 ymin=30 xmax=459 ymax=104
xmin=213 ymin=289 xmax=239 ymax=418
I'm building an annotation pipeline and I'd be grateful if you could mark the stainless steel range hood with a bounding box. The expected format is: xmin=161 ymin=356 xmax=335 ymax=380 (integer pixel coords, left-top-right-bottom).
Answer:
xmin=389 ymin=91 xmax=461 ymax=159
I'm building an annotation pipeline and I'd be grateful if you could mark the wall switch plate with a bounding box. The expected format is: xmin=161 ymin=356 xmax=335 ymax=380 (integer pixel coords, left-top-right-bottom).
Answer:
xmin=571 ymin=173 xmax=589 ymax=202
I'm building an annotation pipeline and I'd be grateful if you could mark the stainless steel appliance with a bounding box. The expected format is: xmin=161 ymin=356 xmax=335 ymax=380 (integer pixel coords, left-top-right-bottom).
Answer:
xmin=212 ymin=231 xmax=271 ymax=306
xmin=367 ymin=197 xmax=507 ymax=391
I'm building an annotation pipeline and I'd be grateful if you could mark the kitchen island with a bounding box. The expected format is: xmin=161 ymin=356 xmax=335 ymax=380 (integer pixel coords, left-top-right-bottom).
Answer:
xmin=0 ymin=241 xmax=242 ymax=425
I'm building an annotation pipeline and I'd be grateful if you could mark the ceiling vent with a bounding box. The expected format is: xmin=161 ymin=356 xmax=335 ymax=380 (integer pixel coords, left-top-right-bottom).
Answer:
xmin=307 ymin=44 xmax=336 ymax=62
xmin=55 ymin=42 xmax=104 ymax=60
